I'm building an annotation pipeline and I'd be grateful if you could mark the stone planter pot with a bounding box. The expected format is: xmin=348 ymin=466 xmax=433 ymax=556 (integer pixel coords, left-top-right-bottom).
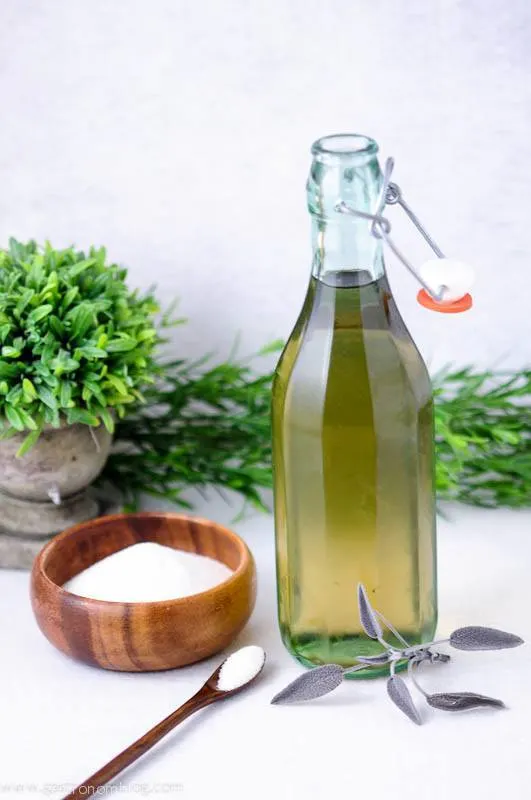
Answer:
xmin=0 ymin=422 xmax=117 ymax=568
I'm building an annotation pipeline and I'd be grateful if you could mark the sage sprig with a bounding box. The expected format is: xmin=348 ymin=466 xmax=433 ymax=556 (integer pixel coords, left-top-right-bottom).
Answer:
xmin=271 ymin=584 xmax=524 ymax=724
xmin=426 ymin=692 xmax=505 ymax=712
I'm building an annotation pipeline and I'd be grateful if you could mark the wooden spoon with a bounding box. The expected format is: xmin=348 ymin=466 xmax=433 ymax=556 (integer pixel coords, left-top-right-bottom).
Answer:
xmin=63 ymin=646 xmax=266 ymax=800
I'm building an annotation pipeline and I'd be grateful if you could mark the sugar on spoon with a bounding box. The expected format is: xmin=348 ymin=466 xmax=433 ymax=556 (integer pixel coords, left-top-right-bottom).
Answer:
xmin=63 ymin=645 xmax=266 ymax=800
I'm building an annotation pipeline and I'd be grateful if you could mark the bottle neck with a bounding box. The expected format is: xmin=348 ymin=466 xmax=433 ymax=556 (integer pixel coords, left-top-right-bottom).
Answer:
xmin=311 ymin=219 xmax=385 ymax=285
xmin=307 ymin=134 xmax=385 ymax=285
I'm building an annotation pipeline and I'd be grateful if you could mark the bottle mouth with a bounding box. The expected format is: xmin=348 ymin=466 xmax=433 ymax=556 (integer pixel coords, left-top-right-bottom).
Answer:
xmin=311 ymin=134 xmax=379 ymax=162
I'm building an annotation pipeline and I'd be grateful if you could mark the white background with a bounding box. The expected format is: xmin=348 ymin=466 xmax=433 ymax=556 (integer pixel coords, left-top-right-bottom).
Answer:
xmin=0 ymin=0 xmax=529 ymax=371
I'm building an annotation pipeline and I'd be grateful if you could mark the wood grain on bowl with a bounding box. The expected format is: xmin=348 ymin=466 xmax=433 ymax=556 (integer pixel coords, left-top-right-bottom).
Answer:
xmin=30 ymin=513 xmax=256 ymax=672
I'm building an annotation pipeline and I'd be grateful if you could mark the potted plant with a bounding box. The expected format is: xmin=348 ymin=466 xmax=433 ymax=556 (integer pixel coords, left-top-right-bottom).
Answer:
xmin=0 ymin=239 xmax=158 ymax=540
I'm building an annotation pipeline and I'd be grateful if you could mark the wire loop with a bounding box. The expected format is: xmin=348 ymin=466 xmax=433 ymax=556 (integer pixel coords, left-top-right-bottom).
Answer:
xmin=335 ymin=157 xmax=448 ymax=302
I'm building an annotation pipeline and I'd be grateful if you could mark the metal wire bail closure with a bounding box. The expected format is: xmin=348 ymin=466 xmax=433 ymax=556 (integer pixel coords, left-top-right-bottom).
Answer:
xmin=335 ymin=158 xmax=474 ymax=314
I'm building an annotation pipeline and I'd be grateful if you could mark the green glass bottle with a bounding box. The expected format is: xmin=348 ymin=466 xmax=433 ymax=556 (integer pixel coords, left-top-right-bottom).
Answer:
xmin=272 ymin=134 xmax=437 ymax=676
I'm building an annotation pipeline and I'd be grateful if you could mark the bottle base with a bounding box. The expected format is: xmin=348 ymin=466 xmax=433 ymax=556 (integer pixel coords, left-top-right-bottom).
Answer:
xmin=282 ymin=628 xmax=436 ymax=679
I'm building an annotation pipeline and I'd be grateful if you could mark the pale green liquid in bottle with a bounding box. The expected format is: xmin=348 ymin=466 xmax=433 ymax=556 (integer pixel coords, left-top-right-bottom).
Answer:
xmin=273 ymin=265 xmax=437 ymax=676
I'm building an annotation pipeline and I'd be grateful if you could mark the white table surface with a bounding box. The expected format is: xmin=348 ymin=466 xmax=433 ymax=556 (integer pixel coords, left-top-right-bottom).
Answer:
xmin=2 ymin=500 xmax=531 ymax=800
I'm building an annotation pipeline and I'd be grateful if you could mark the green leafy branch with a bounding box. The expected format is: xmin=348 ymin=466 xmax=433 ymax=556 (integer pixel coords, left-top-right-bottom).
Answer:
xmin=103 ymin=351 xmax=530 ymax=512
xmin=434 ymin=367 xmax=531 ymax=508
xmin=102 ymin=342 xmax=283 ymax=512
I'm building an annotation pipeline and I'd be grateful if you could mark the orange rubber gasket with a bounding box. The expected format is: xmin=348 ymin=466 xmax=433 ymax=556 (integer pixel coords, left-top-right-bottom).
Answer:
xmin=417 ymin=290 xmax=473 ymax=313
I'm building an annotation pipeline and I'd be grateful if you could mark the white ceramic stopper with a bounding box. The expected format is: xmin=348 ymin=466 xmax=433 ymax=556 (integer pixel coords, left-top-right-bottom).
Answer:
xmin=419 ymin=258 xmax=475 ymax=303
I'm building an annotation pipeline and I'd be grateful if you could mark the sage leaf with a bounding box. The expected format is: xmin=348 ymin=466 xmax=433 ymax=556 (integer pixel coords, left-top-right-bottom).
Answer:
xmin=450 ymin=626 xmax=524 ymax=651
xmin=427 ymin=692 xmax=505 ymax=712
xmin=357 ymin=583 xmax=383 ymax=640
xmin=271 ymin=665 xmax=343 ymax=705
xmin=387 ymin=675 xmax=422 ymax=725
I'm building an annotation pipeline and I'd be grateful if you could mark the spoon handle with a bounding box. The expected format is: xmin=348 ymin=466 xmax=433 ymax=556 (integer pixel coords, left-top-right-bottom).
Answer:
xmin=62 ymin=688 xmax=215 ymax=800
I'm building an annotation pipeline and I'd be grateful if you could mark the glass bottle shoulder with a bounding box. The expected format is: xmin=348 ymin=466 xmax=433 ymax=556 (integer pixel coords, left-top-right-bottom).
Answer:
xmin=273 ymin=273 xmax=432 ymax=410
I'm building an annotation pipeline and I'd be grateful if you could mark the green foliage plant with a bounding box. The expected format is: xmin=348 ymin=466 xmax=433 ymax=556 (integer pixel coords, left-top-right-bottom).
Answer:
xmin=0 ymin=239 xmax=158 ymax=456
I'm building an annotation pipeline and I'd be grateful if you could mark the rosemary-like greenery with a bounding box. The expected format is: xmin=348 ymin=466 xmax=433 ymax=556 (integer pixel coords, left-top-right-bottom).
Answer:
xmin=102 ymin=341 xmax=283 ymax=512
xmin=103 ymin=350 xmax=530 ymax=512
xmin=434 ymin=366 xmax=531 ymax=508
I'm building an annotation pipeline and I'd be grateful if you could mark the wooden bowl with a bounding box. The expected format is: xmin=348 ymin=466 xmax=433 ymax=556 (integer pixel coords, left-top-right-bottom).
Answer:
xmin=30 ymin=512 xmax=257 ymax=672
